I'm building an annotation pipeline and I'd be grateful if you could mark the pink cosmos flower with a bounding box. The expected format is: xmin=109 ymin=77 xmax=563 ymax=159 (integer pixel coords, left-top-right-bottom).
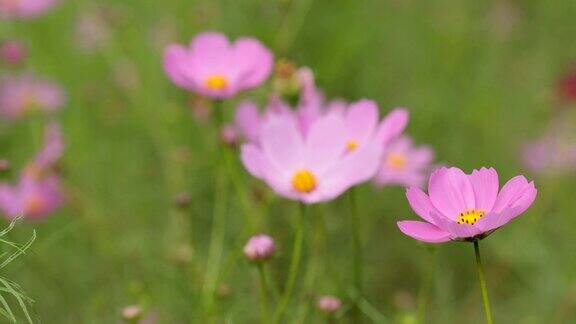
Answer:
xmin=397 ymin=167 xmax=537 ymax=243
xmin=243 ymin=234 xmax=275 ymax=262
xmin=0 ymin=40 xmax=26 ymax=65
xmin=163 ymin=31 xmax=273 ymax=99
xmin=374 ymin=136 xmax=435 ymax=188
xmin=0 ymin=0 xmax=58 ymax=19
xmin=0 ymin=73 xmax=66 ymax=120
xmin=0 ymin=123 xmax=64 ymax=220
xmin=240 ymin=113 xmax=382 ymax=204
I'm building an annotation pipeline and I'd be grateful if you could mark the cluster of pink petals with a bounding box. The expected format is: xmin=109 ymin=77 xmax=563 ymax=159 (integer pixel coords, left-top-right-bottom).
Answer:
xmin=374 ymin=136 xmax=435 ymax=188
xmin=0 ymin=73 xmax=66 ymax=120
xmin=243 ymin=234 xmax=276 ymax=261
xmin=232 ymin=67 xmax=340 ymax=143
xmin=0 ymin=0 xmax=58 ymax=20
xmin=163 ymin=31 xmax=273 ymax=99
xmin=0 ymin=123 xmax=65 ymax=220
xmin=241 ymin=112 xmax=383 ymax=204
xmin=397 ymin=167 xmax=537 ymax=243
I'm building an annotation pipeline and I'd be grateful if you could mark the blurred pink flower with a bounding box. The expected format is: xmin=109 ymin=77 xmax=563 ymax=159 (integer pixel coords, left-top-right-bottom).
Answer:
xmin=163 ymin=31 xmax=273 ymax=99
xmin=0 ymin=40 xmax=26 ymax=65
xmin=374 ymin=136 xmax=434 ymax=188
xmin=243 ymin=234 xmax=275 ymax=262
xmin=0 ymin=123 xmax=64 ymax=220
xmin=0 ymin=175 xmax=64 ymax=220
xmin=317 ymin=295 xmax=341 ymax=313
xmin=240 ymin=113 xmax=382 ymax=204
xmin=397 ymin=167 xmax=536 ymax=243
xmin=0 ymin=0 xmax=58 ymax=19
xmin=0 ymin=73 xmax=66 ymax=120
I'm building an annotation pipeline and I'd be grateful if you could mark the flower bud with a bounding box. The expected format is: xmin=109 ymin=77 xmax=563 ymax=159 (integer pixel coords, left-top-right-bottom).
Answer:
xmin=220 ymin=124 xmax=238 ymax=146
xmin=243 ymin=234 xmax=275 ymax=262
xmin=317 ymin=295 xmax=341 ymax=313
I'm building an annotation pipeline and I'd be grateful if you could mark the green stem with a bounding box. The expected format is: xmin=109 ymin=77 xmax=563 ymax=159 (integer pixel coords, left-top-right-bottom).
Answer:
xmin=257 ymin=264 xmax=270 ymax=324
xmin=349 ymin=188 xmax=362 ymax=323
xmin=202 ymin=100 xmax=228 ymax=315
xmin=474 ymin=240 xmax=494 ymax=324
xmin=417 ymin=246 xmax=437 ymax=323
xmin=272 ymin=203 xmax=307 ymax=323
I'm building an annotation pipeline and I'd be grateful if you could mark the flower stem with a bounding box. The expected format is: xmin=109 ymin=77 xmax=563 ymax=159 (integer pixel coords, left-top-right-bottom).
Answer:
xmin=257 ymin=263 xmax=270 ymax=323
xmin=349 ymin=187 xmax=363 ymax=323
xmin=272 ymin=203 xmax=306 ymax=323
xmin=417 ymin=245 xmax=437 ymax=323
xmin=202 ymin=100 xmax=228 ymax=314
xmin=474 ymin=240 xmax=494 ymax=324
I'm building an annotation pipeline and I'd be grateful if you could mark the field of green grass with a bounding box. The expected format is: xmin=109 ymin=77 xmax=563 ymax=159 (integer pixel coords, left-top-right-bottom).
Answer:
xmin=2 ymin=0 xmax=576 ymax=323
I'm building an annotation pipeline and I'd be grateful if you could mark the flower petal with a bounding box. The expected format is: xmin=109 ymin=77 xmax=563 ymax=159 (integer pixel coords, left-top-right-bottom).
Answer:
xmin=375 ymin=108 xmax=409 ymax=145
xmin=231 ymin=37 xmax=273 ymax=90
xmin=405 ymin=187 xmax=438 ymax=224
xmin=260 ymin=115 xmax=304 ymax=172
xmin=305 ymin=113 xmax=347 ymax=175
xmin=397 ymin=220 xmax=451 ymax=243
xmin=163 ymin=44 xmax=194 ymax=89
xmin=234 ymin=100 xmax=261 ymax=143
xmin=428 ymin=167 xmax=475 ymax=220
xmin=344 ymin=99 xmax=378 ymax=146
xmin=468 ymin=167 xmax=499 ymax=212
xmin=493 ymin=176 xmax=537 ymax=214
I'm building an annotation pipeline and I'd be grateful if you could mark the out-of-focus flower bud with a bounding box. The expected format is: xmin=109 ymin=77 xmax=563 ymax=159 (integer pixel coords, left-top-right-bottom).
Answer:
xmin=273 ymin=59 xmax=301 ymax=105
xmin=174 ymin=192 xmax=191 ymax=209
xmin=317 ymin=295 xmax=342 ymax=313
xmin=243 ymin=234 xmax=275 ymax=262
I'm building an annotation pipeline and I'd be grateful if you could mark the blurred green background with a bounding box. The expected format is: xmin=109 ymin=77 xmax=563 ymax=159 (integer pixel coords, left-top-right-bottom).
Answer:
xmin=2 ymin=0 xmax=576 ymax=323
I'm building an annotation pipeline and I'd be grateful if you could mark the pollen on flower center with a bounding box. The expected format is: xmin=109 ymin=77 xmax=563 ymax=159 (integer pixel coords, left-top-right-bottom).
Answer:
xmin=205 ymin=75 xmax=228 ymax=90
xmin=346 ymin=140 xmax=359 ymax=152
xmin=456 ymin=209 xmax=485 ymax=225
xmin=386 ymin=152 xmax=407 ymax=170
xmin=291 ymin=169 xmax=317 ymax=193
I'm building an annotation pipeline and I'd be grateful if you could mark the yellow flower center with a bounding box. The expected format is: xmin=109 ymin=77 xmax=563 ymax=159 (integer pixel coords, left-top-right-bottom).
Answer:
xmin=205 ymin=75 xmax=228 ymax=90
xmin=386 ymin=152 xmax=407 ymax=170
xmin=25 ymin=195 xmax=44 ymax=215
xmin=291 ymin=169 xmax=317 ymax=193
xmin=456 ymin=209 xmax=485 ymax=225
xmin=346 ymin=140 xmax=359 ymax=152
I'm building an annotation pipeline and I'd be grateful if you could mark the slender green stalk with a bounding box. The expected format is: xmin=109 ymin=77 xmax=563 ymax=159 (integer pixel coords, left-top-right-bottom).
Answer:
xmin=474 ymin=240 xmax=494 ymax=324
xmin=272 ymin=203 xmax=307 ymax=323
xmin=417 ymin=246 xmax=437 ymax=323
xmin=349 ymin=187 xmax=362 ymax=323
xmin=257 ymin=264 xmax=270 ymax=324
xmin=202 ymin=101 xmax=229 ymax=315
